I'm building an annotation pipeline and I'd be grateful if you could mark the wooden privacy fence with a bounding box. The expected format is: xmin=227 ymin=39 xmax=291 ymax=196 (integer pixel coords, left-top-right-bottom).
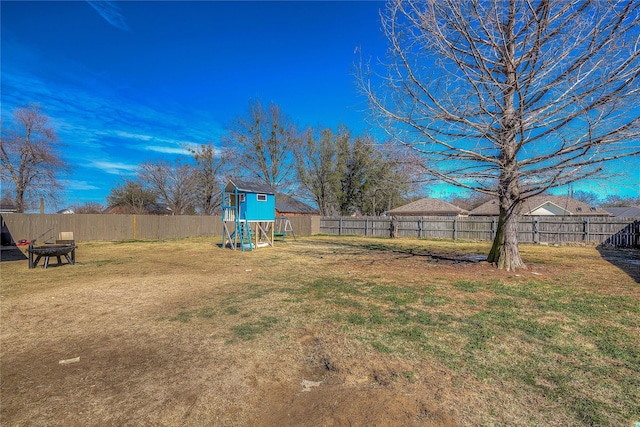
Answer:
xmin=2 ymin=214 xmax=637 ymax=247
xmin=320 ymin=216 xmax=640 ymax=248
xmin=1 ymin=214 xmax=320 ymax=243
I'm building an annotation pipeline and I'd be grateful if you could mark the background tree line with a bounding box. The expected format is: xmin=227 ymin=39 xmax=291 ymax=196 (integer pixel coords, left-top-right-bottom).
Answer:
xmin=2 ymin=101 xmax=637 ymax=217
xmin=1 ymin=101 xmax=420 ymax=215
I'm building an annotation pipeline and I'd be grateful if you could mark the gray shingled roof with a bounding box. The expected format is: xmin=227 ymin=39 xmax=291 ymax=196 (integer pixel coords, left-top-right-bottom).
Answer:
xmin=387 ymin=198 xmax=468 ymax=216
xmin=469 ymin=195 xmax=610 ymax=216
xmin=275 ymin=193 xmax=318 ymax=215
xmin=603 ymin=206 xmax=640 ymax=217
xmin=0 ymin=201 xmax=17 ymax=213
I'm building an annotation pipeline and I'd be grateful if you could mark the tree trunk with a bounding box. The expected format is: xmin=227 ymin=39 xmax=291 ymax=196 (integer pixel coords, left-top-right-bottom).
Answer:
xmin=486 ymin=1 xmax=526 ymax=272
xmin=487 ymin=204 xmax=526 ymax=271
xmin=15 ymin=188 xmax=26 ymax=213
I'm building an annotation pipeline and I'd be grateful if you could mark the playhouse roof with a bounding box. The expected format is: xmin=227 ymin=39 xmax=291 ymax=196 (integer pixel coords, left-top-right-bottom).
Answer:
xmin=225 ymin=180 xmax=275 ymax=195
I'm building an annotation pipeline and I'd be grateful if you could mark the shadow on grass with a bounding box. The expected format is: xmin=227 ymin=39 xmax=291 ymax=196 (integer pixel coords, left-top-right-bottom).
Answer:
xmin=596 ymin=246 xmax=640 ymax=283
xmin=0 ymin=246 xmax=28 ymax=262
xmin=337 ymin=239 xmax=488 ymax=265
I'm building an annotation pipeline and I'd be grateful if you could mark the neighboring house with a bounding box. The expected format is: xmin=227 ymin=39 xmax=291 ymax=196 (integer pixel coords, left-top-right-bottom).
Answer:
xmin=275 ymin=193 xmax=319 ymax=217
xmin=0 ymin=201 xmax=17 ymax=213
xmin=469 ymin=195 xmax=610 ymax=216
xmin=387 ymin=198 xmax=469 ymax=217
xmin=56 ymin=208 xmax=75 ymax=214
xmin=603 ymin=206 xmax=640 ymax=217
xmin=103 ymin=203 xmax=173 ymax=215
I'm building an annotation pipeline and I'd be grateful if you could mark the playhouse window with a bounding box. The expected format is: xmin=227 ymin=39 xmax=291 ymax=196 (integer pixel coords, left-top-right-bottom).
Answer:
xmin=239 ymin=194 xmax=245 ymax=202
xmin=257 ymin=193 xmax=267 ymax=202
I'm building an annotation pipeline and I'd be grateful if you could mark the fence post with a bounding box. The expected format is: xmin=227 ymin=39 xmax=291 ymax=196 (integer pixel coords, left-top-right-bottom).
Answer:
xmin=533 ymin=217 xmax=539 ymax=244
xmin=338 ymin=217 xmax=342 ymax=236
xmin=453 ymin=218 xmax=458 ymax=240
xmin=390 ymin=216 xmax=397 ymax=239
xmin=584 ymin=218 xmax=590 ymax=244
xmin=491 ymin=218 xmax=497 ymax=240
xmin=365 ymin=218 xmax=369 ymax=237
xmin=418 ymin=218 xmax=423 ymax=239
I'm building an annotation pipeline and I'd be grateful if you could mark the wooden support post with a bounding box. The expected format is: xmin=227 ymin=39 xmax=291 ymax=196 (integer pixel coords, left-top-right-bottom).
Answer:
xmin=453 ymin=218 xmax=458 ymax=240
xmin=584 ymin=218 xmax=590 ymax=244
xmin=491 ymin=218 xmax=497 ymax=240
xmin=390 ymin=217 xmax=397 ymax=239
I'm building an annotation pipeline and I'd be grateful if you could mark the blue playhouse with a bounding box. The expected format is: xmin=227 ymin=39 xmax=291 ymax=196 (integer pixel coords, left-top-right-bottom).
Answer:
xmin=221 ymin=180 xmax=276 ymax=250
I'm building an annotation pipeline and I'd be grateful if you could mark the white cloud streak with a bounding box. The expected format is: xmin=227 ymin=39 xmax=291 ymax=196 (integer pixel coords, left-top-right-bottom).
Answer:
xmin=89 ymin=160 xmax=138 ymax=175
xmin=144 ymin=146 xmax=192 ymax=155
xmin=61 ymin=180 xmax=101 ymax=191
xmin=86 ymin=1 xmax=129 ymax=31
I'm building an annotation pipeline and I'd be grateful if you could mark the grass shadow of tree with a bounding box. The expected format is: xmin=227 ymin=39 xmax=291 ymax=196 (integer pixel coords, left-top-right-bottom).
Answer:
xmin=596 ymin=246 xmax=640 ymax=283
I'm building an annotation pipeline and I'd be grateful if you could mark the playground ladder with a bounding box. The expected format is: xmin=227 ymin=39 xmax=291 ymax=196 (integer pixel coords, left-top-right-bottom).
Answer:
xmin=238 ymin=220 xmax=253 ymax=251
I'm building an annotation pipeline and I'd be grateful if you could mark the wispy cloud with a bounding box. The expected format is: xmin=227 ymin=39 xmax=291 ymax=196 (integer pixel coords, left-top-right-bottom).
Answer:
xmin=114 ymin=131 xmax=153 ymax=141
xmin=61 ymin=180 xmax=101 ymax=191
xmin=86 ymin=1 xmax=129 ymax=31
xmin=89 ymin=160 xmax=138 ymax=175
xmin=144 ymin=145 xmax=192 ymax=155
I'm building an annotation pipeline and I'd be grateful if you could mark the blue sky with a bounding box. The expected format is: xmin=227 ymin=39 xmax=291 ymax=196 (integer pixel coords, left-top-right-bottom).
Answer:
xmin=2 ymin=0 xmax=389 ymax=210
xmin=2 ymin=1 xmax=638 ymax=212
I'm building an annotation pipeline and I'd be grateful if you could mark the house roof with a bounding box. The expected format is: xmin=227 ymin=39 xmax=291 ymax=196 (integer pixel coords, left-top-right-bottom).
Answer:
xmin=0 ymin=201 xmax=17 ymax=213
xmin=387 ymin=198 xmax=468 ymax=216
xmin=469 ymin=195 xmax=610 ymax=216
xmin=603 ymin=206 xmax=640 ymax=217
xmin=275 ymin=193 xmax=318 ymax=215
xmin=225 ymin=180 xmax=275 ymax=195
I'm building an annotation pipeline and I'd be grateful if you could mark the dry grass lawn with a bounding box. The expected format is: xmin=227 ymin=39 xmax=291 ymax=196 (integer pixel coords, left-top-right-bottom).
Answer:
xmin=1 ymin=236 xmax=638 ymax=426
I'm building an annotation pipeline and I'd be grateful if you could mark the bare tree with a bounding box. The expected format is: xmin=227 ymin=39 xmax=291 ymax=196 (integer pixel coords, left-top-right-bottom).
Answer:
xmin=0 ymin=104 xmax=67 ymax=212
xmin=221 ymin=100 xmax=300 ymax=191
xmin=602 ymin=194 xmax=640 ymax=207
xmin=72 ymin=202 xmax=105 ymax=214
xmin=571 ymin=190 xmax=601 ymax=206
xmin=360 ymin=0 xmax=640 ymax=270
xmin=106 ymin=179 xmax=158 ymax=214
xmin=295 ymin=125 xmax=418 ymax=216
xmin=188 ymin=143 xmax=224 ymax=215
xmin=138 ymin=160 xmax=196 ymax=215
xmin=294 ymin=126 xmax=347 ymax=216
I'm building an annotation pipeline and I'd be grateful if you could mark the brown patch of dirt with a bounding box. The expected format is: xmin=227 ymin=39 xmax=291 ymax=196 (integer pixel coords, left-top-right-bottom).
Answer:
xmin=256 ymin=329 xmax=457 ymax=427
